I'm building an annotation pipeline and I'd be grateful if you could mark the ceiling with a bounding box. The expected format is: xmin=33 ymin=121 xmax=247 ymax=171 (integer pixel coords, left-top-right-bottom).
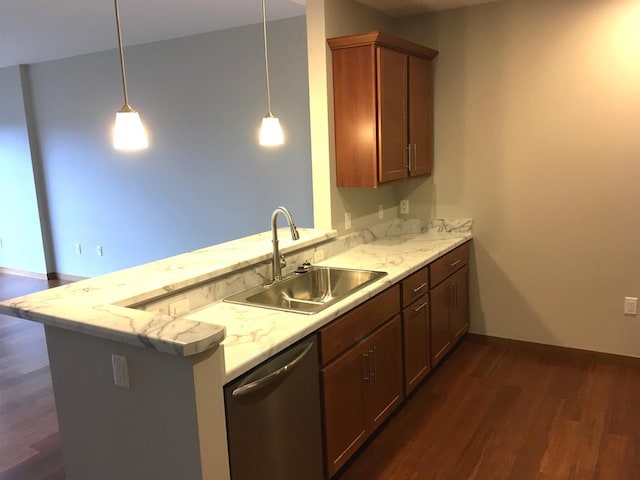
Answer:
xmin=0 ymin=0 xmax=497 ymax=69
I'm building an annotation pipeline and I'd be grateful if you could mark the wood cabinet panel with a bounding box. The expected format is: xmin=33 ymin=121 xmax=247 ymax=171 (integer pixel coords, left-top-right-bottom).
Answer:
xmin=402 ymin=296 xmax=430 ymax=394
xmin=450 ymin=265 xmax=470 ymax=340
xmin=331 ymin=45 xmax=378 ymax=188
xmin=430 ymin=242 xmax=470 ymax=287
xmin=430 ymin=279 xmax=452 ymax=367
xmin=366 ymin=315 xmax=403 ymax=429
xmin=401 ymin=267 xmax=429 ymax=307
xmin=377 ymin=47 xmax=408 ymax=184
xmin=408 ymin=55 xmax=433 ymax=177
xmin=322 ymin=342 xmax=369 ymax=477
xmin=320 ymin=285 xmax=400 ymax=365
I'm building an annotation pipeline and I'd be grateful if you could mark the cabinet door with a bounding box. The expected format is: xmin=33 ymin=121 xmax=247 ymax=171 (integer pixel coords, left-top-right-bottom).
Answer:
xmin=332 ymin=45 xmax=379 ymax=188
xmin=430 ymin=278 xmax=452 ymax=367
xmin=322 ymin=342 xmax=369 ymax=477
xmin=450 ymin=265 xmax=470 ymax=340
xmin=402 ymin=297 xmax=431 ymax=395
xmin=366 ymin=315 xmax=403 ymax=431
xmin=408 ymin=55 xmax=433 ymax=177
xmin=377 ymin=47 xmax=408 ymax=184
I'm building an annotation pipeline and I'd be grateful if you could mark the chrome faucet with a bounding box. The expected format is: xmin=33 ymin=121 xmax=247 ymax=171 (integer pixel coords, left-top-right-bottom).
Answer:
xmin=271 ymin=206 xmax=300 ymax=283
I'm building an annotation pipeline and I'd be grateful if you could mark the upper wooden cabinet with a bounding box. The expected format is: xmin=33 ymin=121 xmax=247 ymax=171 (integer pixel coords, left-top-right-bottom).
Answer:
xmin=328 ymin=31 xmax=438 ymax=188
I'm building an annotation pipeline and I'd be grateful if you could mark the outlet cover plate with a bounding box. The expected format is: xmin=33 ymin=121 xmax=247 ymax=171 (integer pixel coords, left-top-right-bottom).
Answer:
xmin=624 ymin=297 xmax=638 ymax=315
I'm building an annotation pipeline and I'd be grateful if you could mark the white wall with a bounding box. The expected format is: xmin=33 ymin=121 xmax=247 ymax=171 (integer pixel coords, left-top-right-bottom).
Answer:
xmin=0 ymin=66 xmax=48 ymax=274
xmin=397 ymin=1 xmax=640 ymax=356
xmin=3 ymin=16 xmax=313 ymax=278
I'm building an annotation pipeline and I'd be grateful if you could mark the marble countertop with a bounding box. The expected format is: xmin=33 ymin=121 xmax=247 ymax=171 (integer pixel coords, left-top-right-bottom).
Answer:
xmin=186 ymin=229 xmax=472 ymax=383
xmin=0 ymin=228 xmax=336 ymax=356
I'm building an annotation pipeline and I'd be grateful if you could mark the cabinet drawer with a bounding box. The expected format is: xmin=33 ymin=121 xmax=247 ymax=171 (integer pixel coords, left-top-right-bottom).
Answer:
xmin=401 ymin=267 xmax=429 ymax=307
xmin=429 ymin=242 xmax=470 ymax=287
xmin=320 ymin=285 xmax=400 ymax=365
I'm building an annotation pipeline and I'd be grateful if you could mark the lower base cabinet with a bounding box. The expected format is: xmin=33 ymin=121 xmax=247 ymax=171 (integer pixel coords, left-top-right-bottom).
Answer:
xmin=320 ymin=240 xmax=471 ymax=478
xmin=321 ymin=315 xmax=403 ymax=478
xmin=430 ymin=245 xmax=470 ymax=367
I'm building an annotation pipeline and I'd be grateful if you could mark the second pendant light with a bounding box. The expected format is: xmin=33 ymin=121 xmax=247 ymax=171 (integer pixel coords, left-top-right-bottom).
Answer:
xmin=259 ymin=0 xmax=284 ymax=146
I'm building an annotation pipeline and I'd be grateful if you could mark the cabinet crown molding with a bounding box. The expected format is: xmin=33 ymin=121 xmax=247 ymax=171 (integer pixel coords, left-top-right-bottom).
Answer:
xmin=327 ymin=30 xmax=439 ymax=60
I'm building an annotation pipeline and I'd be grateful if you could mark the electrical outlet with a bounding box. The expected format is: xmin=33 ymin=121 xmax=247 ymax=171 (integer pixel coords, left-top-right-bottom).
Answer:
xmin=378 ymin=204 xmax=384 ymax=220
xmin=345 ymin=212 xmax=352 ymax=230
xmin=111 ymin=354 xmax=130 ymax=388
xmin=624 ymin=297 xmax=638 ymax=315
xmin=75 ymin=243 xmax=82 ymax=255
xmin=400 ymin=199 xmax=410 ymax=215
xmin=313 ymin=249 xmax=325 ymax=263
xmin=96 ymin=245 xmax=103 ymax=256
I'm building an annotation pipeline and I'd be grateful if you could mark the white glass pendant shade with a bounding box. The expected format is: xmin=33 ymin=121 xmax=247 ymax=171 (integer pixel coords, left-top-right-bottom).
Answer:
xmin=113 ymin=108 xmax=149 ymax=151
xmin=259 ymin=115 xmax=284 ymax=146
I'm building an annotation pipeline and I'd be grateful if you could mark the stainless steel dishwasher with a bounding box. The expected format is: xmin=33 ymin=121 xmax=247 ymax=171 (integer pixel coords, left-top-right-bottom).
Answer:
xmin=224 ymin=335 xmax=324 ymax=480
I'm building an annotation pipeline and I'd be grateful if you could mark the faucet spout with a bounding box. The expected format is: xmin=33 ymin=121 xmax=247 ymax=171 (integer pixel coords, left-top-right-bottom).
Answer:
xmin=271 ymin=206 xmax=300 ymax=282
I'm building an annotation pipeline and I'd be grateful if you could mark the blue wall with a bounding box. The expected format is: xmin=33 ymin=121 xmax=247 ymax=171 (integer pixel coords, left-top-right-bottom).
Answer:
xmin=0 ymin=66 xmax=48 ymax=274
xmin=3 ymin=16 xmax=313 ymax=277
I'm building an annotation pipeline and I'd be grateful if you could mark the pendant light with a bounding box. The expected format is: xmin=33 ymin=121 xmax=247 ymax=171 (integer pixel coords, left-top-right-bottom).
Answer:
xmin=259 ymin=0 xmax=284 ymax=146
xmin=112 ymin=0 xmax=148 ymax=151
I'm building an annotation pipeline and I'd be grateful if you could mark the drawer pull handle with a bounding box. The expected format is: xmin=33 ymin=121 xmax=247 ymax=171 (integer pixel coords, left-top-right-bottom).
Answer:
xmin=412 ymin=282 xmax=428 ymax=293
xmin=414 ymin=301 xmax=428 ymax=313
xmin=449 ymin=259 xmax=461 ymax=268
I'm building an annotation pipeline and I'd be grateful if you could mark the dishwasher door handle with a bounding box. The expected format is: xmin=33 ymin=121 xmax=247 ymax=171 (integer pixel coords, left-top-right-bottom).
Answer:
xmin=231 ymin=342 xmax=315 ymax=397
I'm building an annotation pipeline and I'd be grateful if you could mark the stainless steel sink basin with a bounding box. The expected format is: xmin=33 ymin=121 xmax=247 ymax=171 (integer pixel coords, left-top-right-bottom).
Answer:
xmin=224 ymin=266 xmax=387 ymax=314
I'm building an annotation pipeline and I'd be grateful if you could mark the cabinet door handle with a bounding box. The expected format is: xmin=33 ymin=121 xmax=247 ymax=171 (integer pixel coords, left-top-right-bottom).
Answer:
xmin=449 ymin=259 xmax=461 ymax=268
xmin=414 ymin=301 xmax=428 ymax=313
xmin=449 ymin=283 xmax=455 ymax=307
xmin=370 ymin=347 xmax=376 ymax=385
xmin=406 ymin=145 xmax=412 ymax=171
xmin=412 ymin=282 xmax=428 ymax=293
xmin=413 ymin=144 xmax=417 ymax=171
xmin=362 ymin=353 xmax=370 ymax=382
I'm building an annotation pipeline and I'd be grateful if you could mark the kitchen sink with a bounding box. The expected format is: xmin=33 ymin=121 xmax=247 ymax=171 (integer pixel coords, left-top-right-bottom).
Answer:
xmin=224 ymin=266 xmax=387 ymax=314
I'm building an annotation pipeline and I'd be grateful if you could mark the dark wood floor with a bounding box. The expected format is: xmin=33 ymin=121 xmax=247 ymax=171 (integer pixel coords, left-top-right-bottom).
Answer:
xmin=1 ymin=272 xmax=640 ymax=480
xmin=335 ymin=336 xmax=640 ymax=480
xmin=0 ymin=274 xmax=67 ymax=480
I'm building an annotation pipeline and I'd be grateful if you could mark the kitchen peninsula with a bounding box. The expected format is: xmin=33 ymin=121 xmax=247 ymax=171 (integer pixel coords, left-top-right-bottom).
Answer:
xmin=0 ymin=218 xmax=471 ymax=480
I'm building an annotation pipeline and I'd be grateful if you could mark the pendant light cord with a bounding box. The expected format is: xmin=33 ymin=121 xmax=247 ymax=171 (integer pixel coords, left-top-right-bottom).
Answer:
xmin=114 ymin=0 xmax=130 ymax=108
xmin=262 ymin=0 xmax=273 ymax=116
